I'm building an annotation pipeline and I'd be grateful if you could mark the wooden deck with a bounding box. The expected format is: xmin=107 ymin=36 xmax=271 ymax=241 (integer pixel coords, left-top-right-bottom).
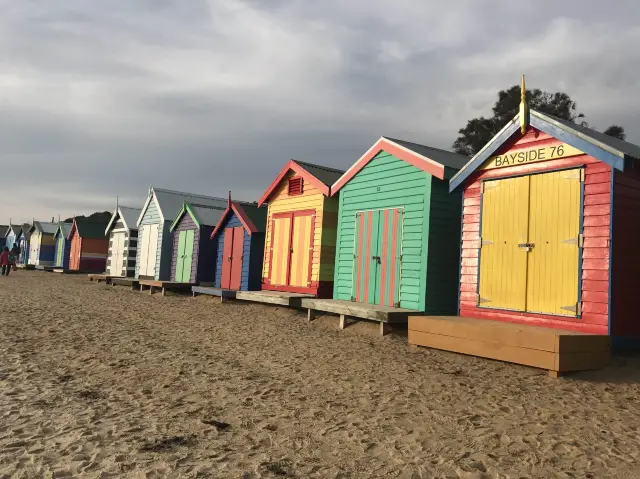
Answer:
xmin=408 ymin=316 xmax=611 ymax=377
xmin=110 ymin=277 xmax=139 ymax=290
xmin=88 ymin=274 xmax=110 ymax=283
xmin=35 ymin=265 xmax=55 ymax=272
xmin=301 ymin=298 xmax=420 ymax=336
xmin=235 ymin=290 xmax=314 ymax=307
xmin=52 ymin=268 xmax=81 ymax=274
xmin=138 ymin=280 xmax=194 ymax=296
xmin=17 ymin=264 xmax=35 ymax=270
xmin=191 ymin=286 xmax=237 ymax=301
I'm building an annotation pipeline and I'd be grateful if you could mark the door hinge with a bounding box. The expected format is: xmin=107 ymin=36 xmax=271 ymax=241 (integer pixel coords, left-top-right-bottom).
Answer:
xmin=562 ymin=169 xmax=585 ymax=182
xmin=476 ymin=294 xmax=490 ymax=305
xmin=561 ymin=302 xmax=581 ymax=316
xmin=394 ymin=301 xmax=400 ymax=308
xmin=562 ymin=234 xmax=584 ymax=247
xmin=480 ymin=238 xmax=493 ymax=247
xmin=481 ymin=181 xmax=497 ymax=194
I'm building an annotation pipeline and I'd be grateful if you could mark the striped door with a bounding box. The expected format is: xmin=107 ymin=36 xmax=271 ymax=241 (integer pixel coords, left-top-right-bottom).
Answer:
xmin=289 ymin=212 xmax=314 ymax=288
xmin=70 ymin=236 xmax=81 ymax=270
xmin=352 ymin=208 xmax=403 ymax=306
xmin=269 ymin=215 xmax=292 ymax=286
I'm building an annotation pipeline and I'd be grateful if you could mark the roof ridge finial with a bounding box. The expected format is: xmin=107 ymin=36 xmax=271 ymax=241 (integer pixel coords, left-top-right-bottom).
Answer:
xmin=519 ymin=74 xmax=529 ymax=135
xmin=228 ymin=190 xmax=232 ymax=207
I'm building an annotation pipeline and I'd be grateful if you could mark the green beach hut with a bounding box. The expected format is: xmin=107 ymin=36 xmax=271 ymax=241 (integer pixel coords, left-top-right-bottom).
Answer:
xmin=330 ymin=137 xmax=468 ymax=313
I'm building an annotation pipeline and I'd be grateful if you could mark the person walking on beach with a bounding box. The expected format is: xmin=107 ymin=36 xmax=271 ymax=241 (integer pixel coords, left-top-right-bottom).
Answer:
xmin=0 ymin=247 xmax=10 ymax=276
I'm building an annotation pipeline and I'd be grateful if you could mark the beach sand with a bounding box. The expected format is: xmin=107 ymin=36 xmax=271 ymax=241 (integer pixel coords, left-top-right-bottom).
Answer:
xmin=1 ymin=271 xmax=640 ymax=478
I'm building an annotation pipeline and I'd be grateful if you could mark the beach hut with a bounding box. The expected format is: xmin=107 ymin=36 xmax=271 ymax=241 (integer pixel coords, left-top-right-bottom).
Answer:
xmin=330 ymin=137 xmax=469 ymax=312
xmin=53 ymin=222 xmax=73 ymax=269
xmin=105 ymin=205 xmax=142 ymax=278
xmin=5 ymin=224 xmax=21 ymax=251
xmin=26 ymin=221 xmax=59 ymax=267
xmin=408 ymin=78 xmax=640 ymax=375
xmin=210 ymin=194 xmax=267 ymax=292
xmin=18 ymin=223 xmax=32 ymax=265
xmin=168 ymin=202 xmax=226 ymax=284
xmin=135 ymin=188 xmax=236 ymax=281
xmin=68 ymin=217 xmax=110 ymax=273
xmin=257 ymin=160 xmax=344 ymax=297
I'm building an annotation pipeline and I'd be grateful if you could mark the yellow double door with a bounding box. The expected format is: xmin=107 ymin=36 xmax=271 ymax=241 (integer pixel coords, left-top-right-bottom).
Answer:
xmin=478 ymin=169 xmax=582 ymax=316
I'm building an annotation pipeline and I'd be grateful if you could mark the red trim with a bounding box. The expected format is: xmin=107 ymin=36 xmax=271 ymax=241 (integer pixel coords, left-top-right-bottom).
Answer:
xmin=363 ymin=211 xmax=372 ymax=303
xmin=380 ymin=209 xmax=389 ymax=306
xmin=306 ymin=212 xmax=316 ymax=288
xmin=267 ymin=217 xmax=275 ymax=283
xmin=262 ymin=283 xmax=318 ymax=295
xmin=331 ymin=137 xmax=447 ymax=195
xmin=285 ymin=213 xmax=295 ymax=286
xmin=210 ymin=202 xmax=258 ymax=239
xmin=389 ymin=209 xmax=399 ymax=306
xmin=258 ymin=160 xmax=331 ymax=207
xmin=355 ymin=213 xmax=364 ymax=301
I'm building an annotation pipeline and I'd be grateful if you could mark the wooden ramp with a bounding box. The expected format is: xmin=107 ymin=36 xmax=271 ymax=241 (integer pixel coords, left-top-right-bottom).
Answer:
xmin=88 ymin=274 xmax=110 ymax=283
xmin=192 ymin=286 xmax=237 ymax=301
xmin=110 ymin=277 xmax=139 ymax=290
xmin=408 ymin=316 xmax=611 ymax=377
xmin=138 ymin=280 xmax=193 ymax=296
xmin=301 ymin=298 xmax=420 ymax=336
xmin=35 ymin=265 xmax=55 ymax=272
xmin=235 ymin=290 xmax=313 ymax=307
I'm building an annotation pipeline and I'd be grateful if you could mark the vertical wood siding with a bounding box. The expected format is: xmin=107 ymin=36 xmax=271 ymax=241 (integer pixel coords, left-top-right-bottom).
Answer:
xmin=38 ymin=233 xmax=56 ymax=266
xmin=262 ymin=170 xmax=338 ymax=294
xmin=28 ymin=232 xmax=40 ymax=265
xmin=79 ymin=237 xmax=109 ymax=273
xmin=611 ymin=165 xmax=640 ymax=337
xmin=459 ymin=128 xmax=609 ymax=334
xmin=171 ymin=214 xmax=199 ymax=283
xmin=196 ymin=226 xmax=216 ymax=284
xmin=53 ymin=233 xmax=71 ymax=269
xmin=136 ymin=197 xmax=162 ymax=278
xmin=333 ymin=151 xmax=430 ymax=311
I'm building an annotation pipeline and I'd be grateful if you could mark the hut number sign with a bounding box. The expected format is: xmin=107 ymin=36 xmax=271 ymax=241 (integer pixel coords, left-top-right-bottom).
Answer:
xmin=483 ymin=143 xmax=583 ymax=170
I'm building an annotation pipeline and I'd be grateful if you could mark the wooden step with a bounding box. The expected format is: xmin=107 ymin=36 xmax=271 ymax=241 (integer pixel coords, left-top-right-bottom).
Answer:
xmin=408 ymin=316 xmax=610 ymax=376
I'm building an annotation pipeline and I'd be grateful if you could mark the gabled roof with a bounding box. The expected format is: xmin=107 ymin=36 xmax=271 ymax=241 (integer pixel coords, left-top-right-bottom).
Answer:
xmin=54 ymin=222 xmax=73 ymax=240
xmin=331 ymin=137 xmax=469 ymax=195
xmin=137 ymin=187 xmax=251 ymax=226
xmin=0 ymin=225 xmax=8 ymax=238
xmin=449 ymin=109 xmax=639 ymax=191
xmin=28 ymin=221 xmax=59 ymax=236
xmin=105 ymin=205 xmax=143 ymax=234
xmin=169 ymin=202 xmax=227 ymax=232
xmin=6 ymin=224 xmax=20 ymax=237
xmin=211 ymin=197 xmax=267 ymax=239
xmin=72 ymin=217 xmax=109 ymax=239
xmin=258 ymin=160 xmax=346 ymax=206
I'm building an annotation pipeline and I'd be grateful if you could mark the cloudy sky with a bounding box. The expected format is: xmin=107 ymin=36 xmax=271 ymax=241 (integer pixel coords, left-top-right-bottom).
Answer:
xmin=1 ymin=0 xmax=639 ymax=223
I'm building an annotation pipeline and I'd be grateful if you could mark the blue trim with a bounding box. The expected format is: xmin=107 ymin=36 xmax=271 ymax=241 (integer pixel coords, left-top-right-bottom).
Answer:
xmin=449 ymin=119 xmax=521 ymax=192
xmin=531 ymin=116 xmax=625 ymax=172
xmin=576 ymin=168 xmax=585 ymax=319
xmin=607 ymin=169 xmax=615 ymax=336
xmin=456 ymin=189 xmax=464 ymax=315
xmin=450 ymin=114 xmax=628 ymax=193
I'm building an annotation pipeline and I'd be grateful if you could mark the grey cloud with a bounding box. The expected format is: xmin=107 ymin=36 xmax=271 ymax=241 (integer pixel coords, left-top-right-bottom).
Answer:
xmin=1 ymin=0 xmax=639 ymax=223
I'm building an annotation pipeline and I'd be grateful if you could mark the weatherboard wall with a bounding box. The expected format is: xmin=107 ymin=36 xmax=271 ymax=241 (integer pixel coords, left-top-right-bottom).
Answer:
xmin=54 ymin=230 xmax=71 ymax=269
xmin=136 ymin=197 xmax=166 ymax=280
xmin=262 ymin=170 xmax=339 ymax=296
xmin=106 ymin=218 xmax=138 ymax=278
xmin=333 ymin=151 xmax=427 ymax=310
xmin=458 ymin=128 xmax=611 ymax=334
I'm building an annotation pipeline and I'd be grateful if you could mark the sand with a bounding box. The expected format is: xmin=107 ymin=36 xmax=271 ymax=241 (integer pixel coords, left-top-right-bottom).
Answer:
xmin=1 ymin=271 xmax=640 ymax=478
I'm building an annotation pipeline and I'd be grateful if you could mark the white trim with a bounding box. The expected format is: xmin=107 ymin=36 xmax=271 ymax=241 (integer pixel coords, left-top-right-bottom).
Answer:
xmin=136 ymin=190 xmax=164 ymax=227
xmin=331 ymin=137 xmax=385 ymax=192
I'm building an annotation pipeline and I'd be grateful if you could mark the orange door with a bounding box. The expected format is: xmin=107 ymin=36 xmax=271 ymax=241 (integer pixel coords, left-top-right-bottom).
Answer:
xmin=70 ymin=236 xmax=81 ymax=270
xmin=268 ymin=210 xmax=314 ymax=288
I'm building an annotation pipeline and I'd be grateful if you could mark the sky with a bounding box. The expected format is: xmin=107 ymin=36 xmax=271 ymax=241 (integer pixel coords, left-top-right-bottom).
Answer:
xmin=1 ymin=0 xmax=639 ymax=223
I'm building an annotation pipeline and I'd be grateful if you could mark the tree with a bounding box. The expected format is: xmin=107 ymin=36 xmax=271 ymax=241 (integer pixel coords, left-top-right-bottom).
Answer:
xmin=63 ymin=211 xmax=111 ymax=223
xmin=603 ymin=125 xmax=626 ymax=141
xmin=453 ymin=85 xmax=586 ymax=156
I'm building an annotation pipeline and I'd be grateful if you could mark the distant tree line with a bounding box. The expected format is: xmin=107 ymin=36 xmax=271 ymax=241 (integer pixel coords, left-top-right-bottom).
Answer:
xmin=63 ymin=211 xmax=111 ymax=223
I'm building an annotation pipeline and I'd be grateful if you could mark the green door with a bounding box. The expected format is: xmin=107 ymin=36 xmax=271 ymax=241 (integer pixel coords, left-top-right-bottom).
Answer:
xmin=175 ymin=230 xmax=195 ymax=283
xmin=55 ymin=237 xmax=64 ymax=267
xmin=351 ymin=208 xmax=403 ymax=307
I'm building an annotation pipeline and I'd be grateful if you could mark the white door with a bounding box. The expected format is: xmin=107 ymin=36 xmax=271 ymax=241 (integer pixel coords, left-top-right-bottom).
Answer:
xmin=110 ymin=232 xmax=126 ymax=276
xmin=145 ymin=224 xmax=159 ymax=277
xmin=29 ymin=233 xmax=40 ymax=265
xmin=138 ymin=225 xmax=150 ymax=276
